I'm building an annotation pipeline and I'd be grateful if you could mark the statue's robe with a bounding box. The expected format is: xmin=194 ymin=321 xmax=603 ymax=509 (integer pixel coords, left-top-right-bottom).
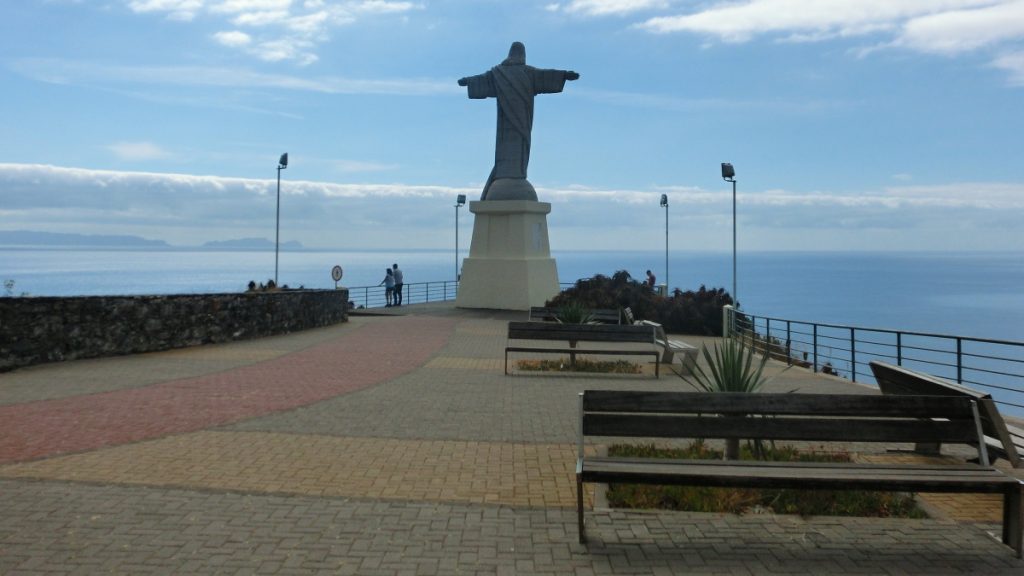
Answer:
xmin=461 ymin=65 xmax=571 ymax=199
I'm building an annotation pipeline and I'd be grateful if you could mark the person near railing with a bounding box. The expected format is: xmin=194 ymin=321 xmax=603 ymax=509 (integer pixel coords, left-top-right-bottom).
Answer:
xmin=379 ymin=268 xmax=395 ymax=307
xmin=392 ymin=263 xmax=404 ymax=306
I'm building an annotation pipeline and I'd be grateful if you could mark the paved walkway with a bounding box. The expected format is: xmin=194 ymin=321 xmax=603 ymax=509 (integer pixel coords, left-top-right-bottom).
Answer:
xmin=1 ymin=304 xmax=1022 ymax=575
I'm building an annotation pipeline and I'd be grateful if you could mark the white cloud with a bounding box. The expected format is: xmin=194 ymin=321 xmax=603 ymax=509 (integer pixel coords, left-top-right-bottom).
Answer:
xmin=213 ymin=30 xmax=252 ymax=47
xmin=9 ymin=58 xmax=456 ymax=96
xmin=558 ymin=0 xmax=668 ymax=16
xmin=209 ymin=0 xmax=291 ymax=14
xmin=992 ymin=50 xmax=1024 ymax=84
xmin=631 ymin=1 xmax=1024 ymax=84
xmin=106 ymin=142 xmax=173 ymax=161
xmin=253 ymin=38 xmax=318 ymax=64
xmin=231 ymin=9 xmax=290 ymax=26
xmin=897 ymin=1 xmax=1024 ymax=54
xmin=122 ymin=0 xmax=420 ymax=65
xmin=636 ymin=1 xmax=995 ymax=40
xmin=349 ymin=1 xmax=418 ymax=15
xmin=2 ymin=163 xmax=1021 ymax=250
xmin=127 ymin=0 xmax=203 ymax=21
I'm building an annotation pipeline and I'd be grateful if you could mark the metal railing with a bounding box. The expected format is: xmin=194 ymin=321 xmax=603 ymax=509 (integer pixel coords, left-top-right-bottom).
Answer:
xmin=347 ymin=280 xmax=460 ymax=309
xmin=347 ymin=279 xmax=574 ymax=309
xmin=725 ymin=307 xmax=1024 ymax=413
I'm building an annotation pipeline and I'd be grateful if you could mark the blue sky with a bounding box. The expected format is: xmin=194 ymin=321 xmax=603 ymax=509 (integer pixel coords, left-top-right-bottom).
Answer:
xmin=1 ymin=0 xmax=1023 ymax=251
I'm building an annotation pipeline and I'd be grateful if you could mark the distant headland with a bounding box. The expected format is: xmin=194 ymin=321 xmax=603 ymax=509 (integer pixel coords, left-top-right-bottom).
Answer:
xmin=0 ymin=230 xmax=303 ymax=251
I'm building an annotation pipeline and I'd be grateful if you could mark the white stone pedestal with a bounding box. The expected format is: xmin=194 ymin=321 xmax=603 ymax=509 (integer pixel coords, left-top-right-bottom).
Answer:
xmin=456 ymin=199 xmax=559 ymax=311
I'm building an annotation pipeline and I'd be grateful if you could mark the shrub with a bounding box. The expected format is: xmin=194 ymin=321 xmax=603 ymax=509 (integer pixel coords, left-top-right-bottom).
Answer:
xmin=547 ymin=271 xmax=733 ymax=336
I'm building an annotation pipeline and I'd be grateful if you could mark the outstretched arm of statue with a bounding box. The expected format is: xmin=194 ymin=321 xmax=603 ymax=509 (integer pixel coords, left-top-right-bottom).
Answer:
xmin=458 ymin=72 xmax=496 ymax=98
xmin=565 ymin=71 xmax=580 ymax=81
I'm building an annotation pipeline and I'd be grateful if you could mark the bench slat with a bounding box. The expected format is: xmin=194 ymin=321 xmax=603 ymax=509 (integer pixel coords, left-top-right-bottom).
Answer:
xmin=583 ymin=390 xmax=978 ymax=419
xmin=593 ymin=456 xmax=997 ymax=474
xmin=583 ymin=413 xmax=981 ymax=444
xmin=508 ymin=321 xmax=654 ymax=344
xmin=582 ymin=458 xmax=1018 ymax=493
xmin=529 ymin=307 xmax=621 ymax=324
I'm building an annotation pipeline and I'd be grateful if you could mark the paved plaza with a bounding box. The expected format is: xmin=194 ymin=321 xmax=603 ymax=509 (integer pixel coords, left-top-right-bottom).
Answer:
xmin=1 ymin=303 xmax=1022 ymax=575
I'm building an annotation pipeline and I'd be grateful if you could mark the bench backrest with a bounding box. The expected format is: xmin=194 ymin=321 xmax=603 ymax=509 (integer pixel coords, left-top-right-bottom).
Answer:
xmin=579 ymin=390 xmax=989 ymax=464
xmin=870 ymin=361 xmax=1021 ymax=467
xmin=528 ymin=307 xmax=622 ymax=324
xmin=508 ymin=321 xmax=655 ymax=344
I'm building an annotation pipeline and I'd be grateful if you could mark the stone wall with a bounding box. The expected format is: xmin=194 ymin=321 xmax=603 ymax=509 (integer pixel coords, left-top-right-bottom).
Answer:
xmin=0 ymin=289 xmax=349 ymax=372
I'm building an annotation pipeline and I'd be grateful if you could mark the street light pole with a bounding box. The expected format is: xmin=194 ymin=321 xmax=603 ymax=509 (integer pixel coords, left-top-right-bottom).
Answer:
xmin=275 ymin=153 xmax=288 ymax=286
xmin=660 ymin=194 xmax=668 ymax=294
xmin=721 ymin=163 xmax=737 ymax=306
xmin=455 ymin=194 xmax=466 ymax=281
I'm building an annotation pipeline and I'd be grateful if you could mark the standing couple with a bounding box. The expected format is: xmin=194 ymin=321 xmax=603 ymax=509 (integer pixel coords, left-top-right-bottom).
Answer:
xmin=379 ymin=263 xmax=404 ymax=307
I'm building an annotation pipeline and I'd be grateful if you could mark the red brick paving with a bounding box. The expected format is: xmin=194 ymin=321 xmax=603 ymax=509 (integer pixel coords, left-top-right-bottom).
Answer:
xmin=0 ymin=316 xmax=455 ymax=464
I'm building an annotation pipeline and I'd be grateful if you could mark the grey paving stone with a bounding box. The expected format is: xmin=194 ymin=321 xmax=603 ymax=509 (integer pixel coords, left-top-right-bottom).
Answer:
xmin=2 ymin=479 xmax=1021 ymax=575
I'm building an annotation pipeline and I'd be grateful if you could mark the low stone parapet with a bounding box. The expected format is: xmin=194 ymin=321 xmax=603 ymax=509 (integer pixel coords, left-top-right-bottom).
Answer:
xmin=0 ymin=289 xmax=349 ymax=371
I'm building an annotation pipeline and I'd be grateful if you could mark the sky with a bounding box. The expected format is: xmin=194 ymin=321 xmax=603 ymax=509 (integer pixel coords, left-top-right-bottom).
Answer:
xmin=1 ymin=0 xmax=1023 ymax=252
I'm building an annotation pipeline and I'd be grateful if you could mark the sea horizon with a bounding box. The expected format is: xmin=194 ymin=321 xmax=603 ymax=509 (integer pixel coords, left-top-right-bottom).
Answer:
xmin=3 ymin=247 xmax=1022 ymax=344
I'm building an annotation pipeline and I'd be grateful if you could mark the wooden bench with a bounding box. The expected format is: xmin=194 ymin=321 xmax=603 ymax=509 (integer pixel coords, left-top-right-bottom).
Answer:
xmin=528 ymin=306 xmax=621 ymax=324
xmin=505 ymin=321 xmax=660 ymax=377
xmin=622 ymin=307 xmax=698 ymax=370
xmin=575 ymin=390 xmax=1024 ymax=557
xmin=871 ymin=361 xmax=1023 ymax=468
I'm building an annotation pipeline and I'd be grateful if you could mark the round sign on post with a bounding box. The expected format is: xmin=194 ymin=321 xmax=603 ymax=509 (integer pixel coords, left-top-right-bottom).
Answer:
xmin=331 ymin=265 xmax=343 ymax=289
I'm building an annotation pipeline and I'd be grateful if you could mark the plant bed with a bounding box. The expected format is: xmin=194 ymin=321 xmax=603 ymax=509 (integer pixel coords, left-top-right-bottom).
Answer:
xmin=516 ymin=358 xmax=642 ymax=374
xmin=605 ymin=442 xmax=928 ymax=518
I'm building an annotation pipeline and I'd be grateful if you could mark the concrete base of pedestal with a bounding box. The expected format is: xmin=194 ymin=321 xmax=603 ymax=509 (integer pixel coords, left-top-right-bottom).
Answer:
xmin=456 ymin=257 xmax=559 ymax=311
xmin=455 ymin=194 xmax=560 ymax=311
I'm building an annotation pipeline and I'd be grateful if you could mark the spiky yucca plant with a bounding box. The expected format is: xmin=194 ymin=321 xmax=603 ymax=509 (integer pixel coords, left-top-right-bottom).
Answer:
xmin=555 ymin=301 xmax=597 ymax=366
xmin=554 ymin=301 xmax=597 ymax=325
xmin=682 ymin=338 xmax=774 ymax=460
xmin=687 ymin=337 xmax=770 ymax=394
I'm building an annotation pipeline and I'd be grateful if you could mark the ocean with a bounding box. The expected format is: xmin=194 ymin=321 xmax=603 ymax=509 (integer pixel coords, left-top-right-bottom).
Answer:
xmin=2 ymin=248 xmax=1022 ymax=343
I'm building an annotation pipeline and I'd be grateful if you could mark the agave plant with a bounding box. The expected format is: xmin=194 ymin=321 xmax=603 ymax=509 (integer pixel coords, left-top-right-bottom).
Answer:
xmin=554 ymin=301 xmax=597 ymax=367
xmin=682 ymin=338 xmax=784 ymax=460
xmin=554 ymin=301 xmax=597 ymax=325
xmin=686 ymin=337 xmax=771 ymax=394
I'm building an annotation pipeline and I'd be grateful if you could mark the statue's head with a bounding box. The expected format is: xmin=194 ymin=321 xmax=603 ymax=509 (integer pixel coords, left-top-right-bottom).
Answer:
xmin=502 ymin=42 xmax=526 ymax=65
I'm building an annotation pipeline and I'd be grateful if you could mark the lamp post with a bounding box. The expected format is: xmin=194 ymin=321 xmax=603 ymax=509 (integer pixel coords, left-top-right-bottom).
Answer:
xmin=275 ymin=152 xmax=288 ymax=286
xmin=721 ymin=162 xmax=737 ymax=307
xmin=660 ymin=193 xmax=668 ymax=295
xmin=454 ymin=194 xmax=466 ymax=281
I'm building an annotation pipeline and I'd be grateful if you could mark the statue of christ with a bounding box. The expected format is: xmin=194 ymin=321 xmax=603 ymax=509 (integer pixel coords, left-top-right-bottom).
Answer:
xmin=458 ymin=42 xmax=579 ymax=200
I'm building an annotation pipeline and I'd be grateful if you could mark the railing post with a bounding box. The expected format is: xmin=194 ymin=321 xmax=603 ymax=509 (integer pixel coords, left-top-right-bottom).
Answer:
xmin=850 ymin=327 xmax=857 ymax=382
xmin=957 ymin=337 xmax=963 ymax=383
xmin=786 ymin=320 xmax=792 ymax=366
xmin=897 ymin=332 xmax=902 ymax=366
xmin=765 ymin=318 xmax=771 ymax=359
xmin=722 ymin=305 xmax=733 ymax=338
xmin=812 ymin=324 xmax=818 ymax=372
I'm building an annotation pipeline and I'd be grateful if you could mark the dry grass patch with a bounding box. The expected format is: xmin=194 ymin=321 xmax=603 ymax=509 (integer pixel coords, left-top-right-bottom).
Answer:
xmin=516 ymin=358 xmax=642 ymax=374
xmin=606 ymin=441 xmax=928 ymax=518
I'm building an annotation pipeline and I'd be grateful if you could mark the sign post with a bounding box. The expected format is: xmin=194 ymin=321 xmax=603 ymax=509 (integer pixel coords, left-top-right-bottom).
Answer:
xmin=331 ymin=265 xmax=343 ymax=289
